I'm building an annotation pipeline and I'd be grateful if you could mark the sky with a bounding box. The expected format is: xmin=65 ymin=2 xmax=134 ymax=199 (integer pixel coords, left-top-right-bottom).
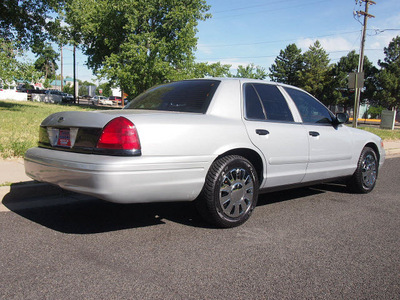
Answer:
xmin=58 ymin=0 xmax=400 ymax=83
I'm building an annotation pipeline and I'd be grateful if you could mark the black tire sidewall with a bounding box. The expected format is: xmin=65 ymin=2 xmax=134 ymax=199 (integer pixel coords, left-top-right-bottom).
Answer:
xmin=351 ymin=147 xmax=378 ymax=193
xmin=207 ymin=156 xmax=259 ymax=227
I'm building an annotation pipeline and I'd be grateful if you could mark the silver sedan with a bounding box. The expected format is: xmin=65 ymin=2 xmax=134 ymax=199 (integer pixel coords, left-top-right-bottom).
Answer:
xmin=25 ymin=78 xmax=385 ymax=227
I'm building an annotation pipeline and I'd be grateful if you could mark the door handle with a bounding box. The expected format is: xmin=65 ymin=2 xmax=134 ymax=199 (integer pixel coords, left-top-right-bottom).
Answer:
xmin=309 ymin=131 xmax=320 ymax=137
xmin=256 ymin=129 xmax=269 ymax=136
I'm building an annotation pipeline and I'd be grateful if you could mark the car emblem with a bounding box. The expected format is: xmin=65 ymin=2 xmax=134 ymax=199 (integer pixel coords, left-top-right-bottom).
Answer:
xmin=58 ymin=117 xmax=64 ymax=123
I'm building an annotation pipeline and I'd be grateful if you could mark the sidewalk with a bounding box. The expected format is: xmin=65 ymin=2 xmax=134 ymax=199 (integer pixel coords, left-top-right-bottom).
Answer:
xmin=0 ymin=158 xmax=66 ymax=204
xmin=1 ymin=140 xmax=400 ymax=202
xmin=382 ymin=140 xmax=400 ymax=157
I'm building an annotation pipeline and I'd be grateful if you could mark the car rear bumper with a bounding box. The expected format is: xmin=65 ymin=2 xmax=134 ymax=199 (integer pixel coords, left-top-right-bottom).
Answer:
xmin=25 ymin=147 xmax=212 ymax=203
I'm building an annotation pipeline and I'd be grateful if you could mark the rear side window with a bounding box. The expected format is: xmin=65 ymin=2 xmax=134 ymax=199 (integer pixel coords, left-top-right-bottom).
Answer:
xmin=126 ymin=80 xmax=220 ymax=113
xmin=244 ymin=83 xmax=294 ymax=122
xmin=284 ymin=88 xmax=333 ymax=124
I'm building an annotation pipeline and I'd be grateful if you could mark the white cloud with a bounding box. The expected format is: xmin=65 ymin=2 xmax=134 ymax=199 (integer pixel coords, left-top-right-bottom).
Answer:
xmin=297 ymin=36 xmax=355 ymax=53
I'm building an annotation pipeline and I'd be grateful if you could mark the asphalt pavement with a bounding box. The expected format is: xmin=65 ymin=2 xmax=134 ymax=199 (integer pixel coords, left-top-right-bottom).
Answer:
xmin=1 ymin=155 xmax=400 ymax=299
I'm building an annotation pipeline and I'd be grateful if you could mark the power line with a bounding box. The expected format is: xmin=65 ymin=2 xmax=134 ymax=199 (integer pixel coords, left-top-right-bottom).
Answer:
xmin=212 ymin=0 xmax=298 ymax=14
xmin=213 ymin=0 xmax=326 ymax=19
xmin=200 ymin=29 xmax=400 ymax=49
xmin=201 ymin=31 xmax=362 ymax=48
xmin=197 ymin=49 xmax=382 ymax=61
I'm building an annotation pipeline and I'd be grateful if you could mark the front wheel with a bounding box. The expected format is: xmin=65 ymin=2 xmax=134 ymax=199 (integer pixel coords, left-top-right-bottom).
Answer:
xmin=347 ymin=146 xmax=378 ymax=193
xmin=196 ymin=155 xmax=259 ymax=228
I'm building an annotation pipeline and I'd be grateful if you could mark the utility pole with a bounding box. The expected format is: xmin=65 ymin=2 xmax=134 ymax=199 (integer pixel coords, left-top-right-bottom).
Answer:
xmin=60 ymin=46 xmax=63 ymax=92
xmin=352 ymin=0 xmax=376 ymax=128
xmin=73 ymin=45 xmax=77 ymax=104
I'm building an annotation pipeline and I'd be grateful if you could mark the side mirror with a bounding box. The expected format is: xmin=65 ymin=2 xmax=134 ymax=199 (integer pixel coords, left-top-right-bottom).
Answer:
xmin=334 ymin=113 xmax=349 ymax=125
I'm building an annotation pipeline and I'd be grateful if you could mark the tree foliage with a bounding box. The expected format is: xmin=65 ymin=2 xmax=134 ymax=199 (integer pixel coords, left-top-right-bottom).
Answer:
xmin=63 ymin=84 xmax=74 ymax=95
xmin=96 ymin=82 xmax=112 ymax=97
xmin=230 ymin=63 xmax=267 ymax=79
xmin=189 ymin=62 xmax=231 ymax=78
xmin=269 ymin=43 xmax=302 ymax=85
xmin=330 ymin=50 xmax=377 ymax=108
xmin=0 ymin=39 xmax=17 ymax=85
xmin=0 ymin=0 xmax=63 ymax=50
xmin=297 ymin=41 xmax=331 ymax=103
xmin=0 ymin=39 xmax=40 ymax=86
xmin=33 ymin=44 xmax=60 ymax=81
xmin=65 ymin=0 xmax=210 ymax=96
xmin=376 ymin=36 xmax=400 ymax=108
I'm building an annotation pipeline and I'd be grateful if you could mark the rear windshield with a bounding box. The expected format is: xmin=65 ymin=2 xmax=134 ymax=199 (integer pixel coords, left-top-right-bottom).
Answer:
xmin=125 ymin=80 xmax=220 ymax=113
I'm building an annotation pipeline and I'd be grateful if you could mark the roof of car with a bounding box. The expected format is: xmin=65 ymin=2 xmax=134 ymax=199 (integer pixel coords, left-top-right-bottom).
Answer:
xmin=190 ymin=77 xmax=302 ymax=90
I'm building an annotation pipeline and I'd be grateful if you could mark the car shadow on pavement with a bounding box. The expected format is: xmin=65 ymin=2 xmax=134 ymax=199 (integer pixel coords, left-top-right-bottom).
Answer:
xmin=2 ymin=182 xmax=347 ymax=234
xmin=256 ymin=182 xmax=350 ymax=207
xmin=2 ymin=190 xmax=210 ymax=233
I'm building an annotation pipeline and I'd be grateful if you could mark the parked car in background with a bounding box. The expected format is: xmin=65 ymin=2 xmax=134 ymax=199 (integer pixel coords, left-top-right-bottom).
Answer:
xmin=61 ymin=93 xmax=74 ymax=103
xmin=108 ymin=96 xmax=122 ymax=105
xmin=45 ymin=90 xmax=63 ymax=96
xmin=92 ymin=96 xmax=113 ymax=106
xmin=25 ymin=78 xmax=385 ymax=228
xmin=27 ymin=89 xmax=46 ymax=95
xmin=44 ymin=89 xmax=63 ymax=103
xmin=16 ymin=84 xmax=35 ymax=93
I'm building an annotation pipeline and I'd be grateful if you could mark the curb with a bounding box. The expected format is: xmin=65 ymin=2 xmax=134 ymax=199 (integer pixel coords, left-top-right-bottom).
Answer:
xmin=385 ymin=149 xmax=400 ymax=157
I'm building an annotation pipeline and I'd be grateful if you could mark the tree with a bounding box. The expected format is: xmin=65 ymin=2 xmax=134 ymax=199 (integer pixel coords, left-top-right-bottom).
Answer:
xmin=0 ymin=39 xmax=18 ymax=85
xmin=78 ymin=80 xmax=96 ymax=96
xmin=189 ymin=62 xmax=231 ymax=78
xmin=33 ymin=44 xmax=60 ymax=81
xmin=0 ymin=0 xmax=63 ymax=49
xmin=330 ymin=50 xmax=377 ymax=109
xmin=376 ymin=36 xmax=400 ymax=109
xmin=297 ymin=41 xmax=331 ymax=103
xmin=269 ymin=43 xmax=303 ymax=85
xmin=65 ymin=0 xmax=210 ymax=97
xmin=63 ymin=85 xmax=74 ymax=95
xmin=15 ymin=61 xmax=42 ymax=85
xmin=230 ymin=63 xmax=267 ymax=79
xmin=78 ymin=85 xmax=88 ymax=96
xmin=96 ymin=82 xmax=112 ymax=97
xmin=0 ymin=38 xmax=40 ymax=86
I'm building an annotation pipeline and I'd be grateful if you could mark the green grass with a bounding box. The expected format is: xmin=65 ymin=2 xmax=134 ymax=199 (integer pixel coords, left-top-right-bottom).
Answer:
xmin=358 ymin=126 xmax=400 ymax=141
xmin=0 ymin=100 xmax=105 ymax=158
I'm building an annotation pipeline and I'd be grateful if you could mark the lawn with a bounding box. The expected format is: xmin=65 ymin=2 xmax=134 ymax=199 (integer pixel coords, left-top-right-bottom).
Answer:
xmin=358 ymin=126 xmax=400 ymax=141
xmin=0 ymin=100 xmax=106 ymax=158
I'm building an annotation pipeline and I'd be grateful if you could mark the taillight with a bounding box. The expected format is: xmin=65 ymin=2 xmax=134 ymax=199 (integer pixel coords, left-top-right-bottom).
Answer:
xmin=96 ymin=117 xmax=140 ymax=150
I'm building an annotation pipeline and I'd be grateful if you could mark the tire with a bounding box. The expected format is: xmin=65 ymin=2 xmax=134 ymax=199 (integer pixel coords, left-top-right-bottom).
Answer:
xmin=347 ymin=146 xmax=378 ymax=193
xmin=196 ymin=155 xmax=259 ymax=228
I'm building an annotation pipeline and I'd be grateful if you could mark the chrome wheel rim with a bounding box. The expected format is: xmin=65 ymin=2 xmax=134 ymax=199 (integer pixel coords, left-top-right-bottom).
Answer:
xmin=219 ymin=168 xmax=254 ymax=218
xmin=361 ymin=153 xmax=377 ymax=188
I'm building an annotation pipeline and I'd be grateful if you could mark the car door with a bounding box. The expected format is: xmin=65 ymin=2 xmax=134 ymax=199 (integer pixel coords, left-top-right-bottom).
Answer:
xmin=283 ymin=87 xmax=353 ymax=182
xmin=243 ymin=83 xmax=309 ymax=188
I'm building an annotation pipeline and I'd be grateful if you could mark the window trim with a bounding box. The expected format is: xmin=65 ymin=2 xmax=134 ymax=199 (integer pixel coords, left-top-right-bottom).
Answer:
xmin=282 ymin=86 xmax=335 ymax=125
xmin=243 ymin=83 xmax=296 ymax=123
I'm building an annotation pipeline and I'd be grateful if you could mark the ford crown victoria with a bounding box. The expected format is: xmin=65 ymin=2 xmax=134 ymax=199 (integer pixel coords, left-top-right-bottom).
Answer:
xmin=25 ymin=78 xmax=385 ymax=227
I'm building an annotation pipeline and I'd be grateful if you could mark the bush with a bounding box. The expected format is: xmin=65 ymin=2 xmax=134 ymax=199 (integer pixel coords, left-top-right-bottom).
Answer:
xmin=367 ymin=106 xmax=384 ymax=119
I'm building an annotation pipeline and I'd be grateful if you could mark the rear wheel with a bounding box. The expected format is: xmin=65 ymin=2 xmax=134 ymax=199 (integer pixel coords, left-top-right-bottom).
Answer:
xmin=196 ymin=155 xmax=259 ymax=228
xmin=347 ymin=146 xmax=378 ymax=193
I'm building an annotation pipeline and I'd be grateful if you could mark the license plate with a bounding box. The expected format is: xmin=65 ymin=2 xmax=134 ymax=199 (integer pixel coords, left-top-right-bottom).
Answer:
xmin=56 ymin=129 xmax=71 ymax=147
